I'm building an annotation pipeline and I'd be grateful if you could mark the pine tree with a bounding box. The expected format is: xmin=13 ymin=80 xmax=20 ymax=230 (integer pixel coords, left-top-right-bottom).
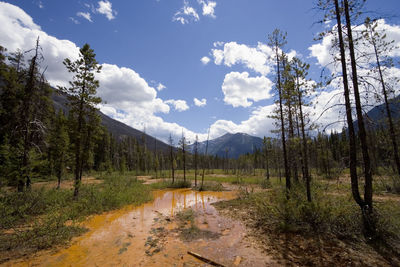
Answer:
xmin=363 ymin=17 xmax=400 ymax=178
xmin=0 ymin=46 xmax=22 ymax=143
xmin=61 ymin=43 xmax=102 ymax=198
xmin=268 ymin=29 xmax=291 ymax=195
xmin=194 ymin=135 xmax=199 ymax=187
xmin=48 ymin=110 xmax=69 ymax=189
xmin=168 ymin=134 xmax=175 ymax=183
xmin=0 ymin=137 xmax=20 ymax=187
xmin=263 ymin=137 xmax=271 ymax=180
xmin=282 ymin=55 xmax=299 ymax=183
xmin=201 ymin=128 xmax=210 ymax=190
xmin=7 ymin=39 xmax=52 ymax=191
xmin=318 ymin=0 xmax=375 ymax=236
xmin=292 ymin=57 xmax=313 ymax=202
xmin=178 ymin=130 xmax=187 ymax=182
xmin=343 ymin=0 xmax=374 ymax=235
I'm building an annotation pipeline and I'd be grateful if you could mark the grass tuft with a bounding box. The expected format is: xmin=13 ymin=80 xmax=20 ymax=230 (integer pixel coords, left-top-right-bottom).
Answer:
xmin=195 ymin=181 xmax=224 ymax=191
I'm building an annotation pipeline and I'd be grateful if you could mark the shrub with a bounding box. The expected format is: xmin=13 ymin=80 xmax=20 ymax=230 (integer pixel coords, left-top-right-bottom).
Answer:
xmin=252 ymin=183 xmax=362 ymax=238
xmin=166 ymin=180 xmax=192 ymax=189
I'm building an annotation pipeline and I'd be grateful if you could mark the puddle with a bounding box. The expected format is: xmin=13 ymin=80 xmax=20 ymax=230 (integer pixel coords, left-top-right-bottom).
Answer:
xmin=6 ymin=189 xmax=226 ymax=265
xmin=8 ymin=188 xmax=277 ymax=266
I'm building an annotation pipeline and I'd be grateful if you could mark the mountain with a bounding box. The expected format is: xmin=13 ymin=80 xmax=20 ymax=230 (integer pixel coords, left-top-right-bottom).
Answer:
xmin=188 ymin=132 xmax=264 ymax=159
xmin=52 ymin=91 xmax=171 ymax=152
xmin=354 ymin=96 xmax=400 ymax=131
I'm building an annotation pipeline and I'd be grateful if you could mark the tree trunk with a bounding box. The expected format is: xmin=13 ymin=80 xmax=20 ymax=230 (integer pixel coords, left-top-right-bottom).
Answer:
xmin=264 ymin=144 xmax=270 ymax=180
xmin=335 ymin=0 xmax=375 ymax=237
xmin=287 ymin=94 xmax=299 ymax=183
xmin=74 ymin=89 xmax=85 ymax=199
xmin=57 ymin=166 xmax=62 ymax=190
xmin=194 ymin=152 xmax=198 ymax=187
xmin=201 ymin=128 xmax=210 ymax=190
xmin=183 ymin=143 xmax=186 ymax=183
xmin=296 ymin=74 xmax=312 ymax=202
xmin=21 ymin=41 xmax=39 ymax=191
xmin=276 ymin=49 xmax=291 ymax=193
xmin=334 ymin=0 xmax=363 ymax=206
xmin=343 ymin=0 xmax=374 ymax=222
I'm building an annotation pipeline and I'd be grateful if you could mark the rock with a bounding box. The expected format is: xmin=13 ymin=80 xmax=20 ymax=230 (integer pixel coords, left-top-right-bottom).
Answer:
xmin=234 ymin=256 xmax=242 ymax=266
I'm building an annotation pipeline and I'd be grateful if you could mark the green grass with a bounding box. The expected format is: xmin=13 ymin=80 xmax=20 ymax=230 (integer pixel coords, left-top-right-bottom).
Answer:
xmin=193 ymin=174 xmax=265 ymax=185
xmin=149 ymin=179 xmax=192 ymax=190
xmin=90 ymin=169 xmax=281 ymax=186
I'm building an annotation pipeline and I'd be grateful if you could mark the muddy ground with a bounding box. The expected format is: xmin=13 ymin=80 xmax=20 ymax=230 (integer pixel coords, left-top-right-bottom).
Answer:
xmin=4 ymin=176 xmax=400 ymax=266
xmin=5 ymin=188 xmax=278 ymax=267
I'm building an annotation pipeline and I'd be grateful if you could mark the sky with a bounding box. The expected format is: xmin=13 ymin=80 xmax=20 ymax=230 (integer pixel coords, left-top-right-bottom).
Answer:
xmin=0 ymin=0 xmax=400 ymax=144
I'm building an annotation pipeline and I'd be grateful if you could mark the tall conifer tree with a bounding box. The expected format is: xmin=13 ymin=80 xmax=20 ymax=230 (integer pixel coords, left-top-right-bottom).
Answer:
xmin=61 ymin=43 xmax=102 ymax=198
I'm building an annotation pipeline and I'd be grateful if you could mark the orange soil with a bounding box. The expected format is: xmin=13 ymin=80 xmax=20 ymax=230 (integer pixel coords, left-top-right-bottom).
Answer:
xmin=6 ymin=189 xmax=278 ymax=267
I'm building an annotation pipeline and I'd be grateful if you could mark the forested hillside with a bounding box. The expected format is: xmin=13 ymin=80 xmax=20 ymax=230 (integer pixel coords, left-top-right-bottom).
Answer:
xmin=52 ymin=90 xmax=171 ymax=151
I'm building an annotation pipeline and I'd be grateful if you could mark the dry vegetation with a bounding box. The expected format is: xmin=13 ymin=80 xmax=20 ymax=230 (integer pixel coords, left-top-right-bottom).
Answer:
xmin=215 ymin=174 xmax=400 ymax=267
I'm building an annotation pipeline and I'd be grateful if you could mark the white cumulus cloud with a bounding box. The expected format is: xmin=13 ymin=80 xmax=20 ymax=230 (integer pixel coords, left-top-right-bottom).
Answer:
xmin=96 ymin=64 xmax=170 ymax=114
xmin=165 ymin=99 xmax=189 ymax=112
xmin=222 ymin=72 xmax=273 ymax=108
xmin=211 ymin=42 xmax=274 ymax=75
xmin=207 ymin=104 xmax=277 ymax=139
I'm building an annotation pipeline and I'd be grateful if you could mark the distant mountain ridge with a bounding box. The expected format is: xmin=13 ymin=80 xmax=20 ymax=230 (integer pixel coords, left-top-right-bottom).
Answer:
xmin=52 ymin=90 xmax=172 ymax=152
xmin=188 ymin=132 xmax=264 ymax=159
xmin=53 ymin=90 xmax=400 ymax=157
xmin=354 ymin=95 xmax=400 ymax=131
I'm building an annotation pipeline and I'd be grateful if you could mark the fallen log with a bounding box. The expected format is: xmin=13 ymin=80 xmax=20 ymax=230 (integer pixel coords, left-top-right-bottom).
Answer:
xmin=187 ymin=251 xmax=225 ymax=267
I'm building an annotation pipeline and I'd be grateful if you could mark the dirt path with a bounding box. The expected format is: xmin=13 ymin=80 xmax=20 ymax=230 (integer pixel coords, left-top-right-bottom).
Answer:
xmin=6 ymin=189 xmax=278 ymax=267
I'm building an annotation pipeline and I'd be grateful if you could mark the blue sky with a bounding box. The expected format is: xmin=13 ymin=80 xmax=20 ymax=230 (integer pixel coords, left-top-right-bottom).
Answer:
xmin=1 ymin=0 xmax=400 ymax=143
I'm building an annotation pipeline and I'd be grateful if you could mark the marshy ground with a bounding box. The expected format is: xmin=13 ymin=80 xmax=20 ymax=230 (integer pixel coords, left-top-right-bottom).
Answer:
xmin=1 ymin=170 xmax=400 ymax=266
